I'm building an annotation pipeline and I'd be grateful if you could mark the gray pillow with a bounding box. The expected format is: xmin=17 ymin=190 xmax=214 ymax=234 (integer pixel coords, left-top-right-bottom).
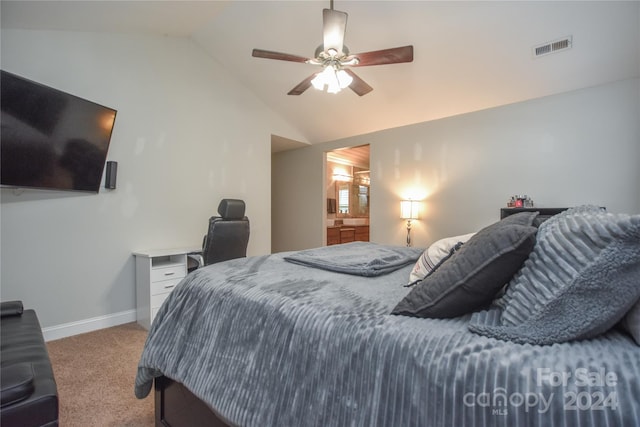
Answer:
xmin=620 ymin=300 xmax=640 ymax=345
xmin=392 ymin=212 xmax=538 ymax=318
xmin=469 ymin=206 xmax=640 ymax=345
xmin=498 ymin=211 xmax=541 ymax=227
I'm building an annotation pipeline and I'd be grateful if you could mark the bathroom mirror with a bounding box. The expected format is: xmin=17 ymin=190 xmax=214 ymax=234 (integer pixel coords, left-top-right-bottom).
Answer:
xmin=334 ymin=176 xmax=369 ymax=217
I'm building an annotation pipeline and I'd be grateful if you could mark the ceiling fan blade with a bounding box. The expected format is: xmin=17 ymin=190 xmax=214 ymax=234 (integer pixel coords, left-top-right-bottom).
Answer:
xmin=288 ymin=73 xmax=318 ymax=96
xmin=252 ymin=49 xmax=309 ymax=63
xmin=349 ymin=45 xmax=414 ymax=67
xmin=344 ymin=69 xmax=373 ymax=96
xmin=323 ymin=8 xmax=348 ymax=55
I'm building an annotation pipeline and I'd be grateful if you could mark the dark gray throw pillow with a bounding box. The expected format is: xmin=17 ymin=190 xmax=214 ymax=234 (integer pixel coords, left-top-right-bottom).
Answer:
xmin=392 ymin=212 xmax=538 ymax=318
xmin=498 ymin=211 xmax=540 ymax=227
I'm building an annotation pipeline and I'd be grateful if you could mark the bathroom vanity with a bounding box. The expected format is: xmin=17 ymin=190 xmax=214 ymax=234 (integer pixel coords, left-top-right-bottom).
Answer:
xmin=327 ymin=224 xmax=369 ymax=245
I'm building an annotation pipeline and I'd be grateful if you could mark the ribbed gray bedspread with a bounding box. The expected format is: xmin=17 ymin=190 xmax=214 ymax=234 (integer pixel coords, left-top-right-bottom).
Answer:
xmin=135 ymin=248 xmax=640 ymax=427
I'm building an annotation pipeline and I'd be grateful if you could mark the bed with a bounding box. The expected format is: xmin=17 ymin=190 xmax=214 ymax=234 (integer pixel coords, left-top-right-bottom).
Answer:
xmin=135 ymin=206 xmax=640 ymax=427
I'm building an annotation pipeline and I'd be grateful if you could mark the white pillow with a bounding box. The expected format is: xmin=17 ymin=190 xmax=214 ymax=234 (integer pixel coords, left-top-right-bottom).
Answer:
xmin=408 ymin=233 xmax=475 ymax=284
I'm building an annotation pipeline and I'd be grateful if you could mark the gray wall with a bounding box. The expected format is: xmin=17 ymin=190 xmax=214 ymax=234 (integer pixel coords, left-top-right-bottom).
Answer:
xmin=0 ymin=29 xmax=305 ymax=330
xmin=272 ymin=78 xmax=640 ymax=252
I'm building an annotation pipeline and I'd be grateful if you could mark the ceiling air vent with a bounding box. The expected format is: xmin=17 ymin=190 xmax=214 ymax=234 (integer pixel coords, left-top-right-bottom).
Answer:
xmin=533 ymin=36 xmax=572 ymax=58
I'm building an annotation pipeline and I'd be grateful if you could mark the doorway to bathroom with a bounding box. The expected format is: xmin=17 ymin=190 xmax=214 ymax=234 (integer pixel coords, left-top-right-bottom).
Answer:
xmin=325 ymin=144 xmax=370 ymax=246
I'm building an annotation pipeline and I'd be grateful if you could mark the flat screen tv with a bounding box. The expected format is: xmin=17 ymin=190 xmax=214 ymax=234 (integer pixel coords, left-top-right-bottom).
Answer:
xmin=1 ymin=70 xmax=117 ymax=193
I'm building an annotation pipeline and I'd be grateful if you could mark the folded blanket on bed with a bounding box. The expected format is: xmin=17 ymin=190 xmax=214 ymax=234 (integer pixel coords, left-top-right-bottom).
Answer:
xmin=284 ymin=241 xmax=423 ymax=276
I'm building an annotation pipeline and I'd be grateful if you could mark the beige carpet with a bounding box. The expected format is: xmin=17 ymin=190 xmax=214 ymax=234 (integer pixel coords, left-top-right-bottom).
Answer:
xmin=46 ymin=322 xmax=154 ymax=426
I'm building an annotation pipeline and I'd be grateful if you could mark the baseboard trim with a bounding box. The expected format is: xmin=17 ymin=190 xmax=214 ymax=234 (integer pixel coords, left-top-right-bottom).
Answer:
xmin=42 ymin=309 xmax=137 ymax=342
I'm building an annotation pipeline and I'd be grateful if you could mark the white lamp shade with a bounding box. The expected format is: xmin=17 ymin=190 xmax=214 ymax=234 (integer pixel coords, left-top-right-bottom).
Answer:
xmin=400 ymin=200 xmax=420 ymax=219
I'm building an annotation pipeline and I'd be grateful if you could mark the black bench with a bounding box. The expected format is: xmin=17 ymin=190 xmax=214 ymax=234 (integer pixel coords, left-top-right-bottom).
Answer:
xmin=1 ymin=301 xmax=58 ymax=427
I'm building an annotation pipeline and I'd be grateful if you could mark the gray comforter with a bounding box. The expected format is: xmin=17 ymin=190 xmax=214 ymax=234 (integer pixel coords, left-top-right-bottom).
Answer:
xmin=135 ymin=244 xmax=640 ymax=427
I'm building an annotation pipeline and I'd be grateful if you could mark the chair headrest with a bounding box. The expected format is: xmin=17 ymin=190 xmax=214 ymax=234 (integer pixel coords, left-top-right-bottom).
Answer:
xmin=217 ymin=199 xmax=246 ymax=219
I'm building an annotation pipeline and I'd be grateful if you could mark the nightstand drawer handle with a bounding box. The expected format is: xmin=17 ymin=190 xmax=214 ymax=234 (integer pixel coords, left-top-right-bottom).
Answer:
xmin=164 ymin=284 xmax=176 ymax=289
xmin=164 ymin=272 xmax=175 ymax=276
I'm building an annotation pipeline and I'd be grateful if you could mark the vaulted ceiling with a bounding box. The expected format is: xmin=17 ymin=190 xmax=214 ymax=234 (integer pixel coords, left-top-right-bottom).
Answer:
xmin=2 ymin=1 xmax=639 ymax=146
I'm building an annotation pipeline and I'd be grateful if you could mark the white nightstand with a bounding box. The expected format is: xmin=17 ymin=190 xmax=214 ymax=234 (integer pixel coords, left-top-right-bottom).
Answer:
xmin=133 ymin=247 xmax=200 ymax=329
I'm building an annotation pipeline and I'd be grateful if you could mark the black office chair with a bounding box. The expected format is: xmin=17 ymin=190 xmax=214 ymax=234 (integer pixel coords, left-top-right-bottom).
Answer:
xmin=202 ymin=199 xmax=250 ymax=266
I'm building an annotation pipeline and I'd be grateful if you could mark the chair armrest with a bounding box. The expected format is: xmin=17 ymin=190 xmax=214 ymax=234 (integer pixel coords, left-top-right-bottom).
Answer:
xmin=1 ymin=301 xmax=24 ymax=318
xmin=0 ymin=363 xmax=35 ymax=408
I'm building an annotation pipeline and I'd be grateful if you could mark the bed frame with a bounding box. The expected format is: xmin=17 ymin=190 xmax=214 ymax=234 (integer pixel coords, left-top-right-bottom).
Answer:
xmin=155 ymin=376 xmax=230 ymax=427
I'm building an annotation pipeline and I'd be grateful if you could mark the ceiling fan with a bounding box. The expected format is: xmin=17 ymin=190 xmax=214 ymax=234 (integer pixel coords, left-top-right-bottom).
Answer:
xmin=251 ymin=1 xmax=413 ymax=96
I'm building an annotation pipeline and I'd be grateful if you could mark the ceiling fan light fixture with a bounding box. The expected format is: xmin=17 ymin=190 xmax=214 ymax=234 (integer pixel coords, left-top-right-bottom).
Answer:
xmin=311 ymin=65 xmax=352 ymax=93
xmin=336 ymin=69 xmax=353 ymax=87
xmin=311 ymin=73 xmax=326 ymax=91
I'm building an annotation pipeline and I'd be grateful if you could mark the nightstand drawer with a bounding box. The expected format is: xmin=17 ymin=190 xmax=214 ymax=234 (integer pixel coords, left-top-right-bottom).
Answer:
xmin=151 ymin=292 xmax=171 ymax=308
xmin=150 ymin=293 xmax=171 ymax=323
xmin=150 ymin=278 xmax=182 ymax=296
xmin=151 ymin=265 xmax=185 ymax=283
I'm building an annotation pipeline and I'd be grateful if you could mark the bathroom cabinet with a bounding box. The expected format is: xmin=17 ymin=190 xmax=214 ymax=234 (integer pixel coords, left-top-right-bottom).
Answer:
xmin=327 ymin=227 xmax=340 ymax=245
xmin=327 ymin=225 xmax=369 ymax=246
xmin=355 ymin=226 xmax=369 ymax=242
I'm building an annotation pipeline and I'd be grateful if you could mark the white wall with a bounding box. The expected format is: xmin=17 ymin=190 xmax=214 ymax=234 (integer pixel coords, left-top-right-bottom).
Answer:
xmin=272 ymin=78 xmax=640 ymax=252
xmin=272 ymin=145 xmax=325 ymax=253
xmin=0 ymin=29 xmax=305 ymax=330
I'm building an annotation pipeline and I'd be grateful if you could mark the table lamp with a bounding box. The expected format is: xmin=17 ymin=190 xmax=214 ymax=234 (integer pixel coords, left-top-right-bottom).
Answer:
xmin=400 ymin=200 xmax=420 ymax=247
